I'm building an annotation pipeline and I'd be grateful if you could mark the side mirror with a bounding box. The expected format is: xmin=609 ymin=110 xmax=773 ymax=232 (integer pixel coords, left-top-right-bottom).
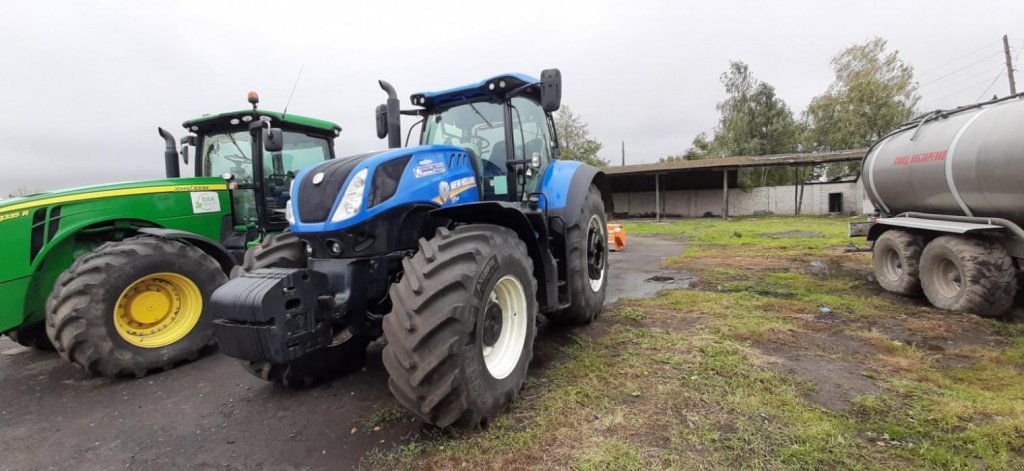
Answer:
xmin=375 ymin=104 xmax=389 ymax=139
xmin=179 ymin=135 xmax=195 ymax=165
xmin=263 ymin=128 xmax=284 ymax=152
xmin=540 ymin=68 xmax=562 ymax=112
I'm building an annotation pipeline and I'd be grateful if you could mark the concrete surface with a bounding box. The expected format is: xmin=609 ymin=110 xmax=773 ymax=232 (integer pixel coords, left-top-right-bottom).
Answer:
xmin=0 ymin=236 xmax=687 ymax=471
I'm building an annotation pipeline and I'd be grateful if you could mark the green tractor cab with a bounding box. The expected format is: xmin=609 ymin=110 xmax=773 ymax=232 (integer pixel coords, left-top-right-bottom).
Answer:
xmin=0 ymin=94 xmax=341 ymax=377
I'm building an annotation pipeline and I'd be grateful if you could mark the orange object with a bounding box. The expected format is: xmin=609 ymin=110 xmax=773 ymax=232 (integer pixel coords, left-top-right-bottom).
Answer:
xmin=607 ymin=223 xmax=626 ymax=251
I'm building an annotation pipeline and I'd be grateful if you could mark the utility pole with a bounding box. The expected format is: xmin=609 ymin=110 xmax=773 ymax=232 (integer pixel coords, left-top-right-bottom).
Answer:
xmin=621 ymin=141 xmax=625 ymax=166
xmin=1004 ymin=35 xmax=1017 ymax=95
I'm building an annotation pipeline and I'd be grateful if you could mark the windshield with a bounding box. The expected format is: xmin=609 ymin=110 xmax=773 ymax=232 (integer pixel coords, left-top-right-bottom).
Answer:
xmin=201 ymin=130 xmax=331 ymax=225
xmin=422 ymin=101 xmax=509 ymax=197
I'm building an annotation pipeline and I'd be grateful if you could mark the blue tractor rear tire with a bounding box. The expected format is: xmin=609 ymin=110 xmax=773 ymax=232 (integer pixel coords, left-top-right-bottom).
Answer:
xmin=548 ymin=184 xmax=608 ymax=325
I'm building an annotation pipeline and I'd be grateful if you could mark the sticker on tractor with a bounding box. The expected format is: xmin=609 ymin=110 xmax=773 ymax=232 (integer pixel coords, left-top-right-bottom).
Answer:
xmin=0 ymin=209 xmax=29 ymax=223
xmin=433 ymin=177 xmax=476 ymax=204
xmin=190 ymin=192 xmax=221 ymax=214
xmin=414 ymin=161 xmax=446 ymax=178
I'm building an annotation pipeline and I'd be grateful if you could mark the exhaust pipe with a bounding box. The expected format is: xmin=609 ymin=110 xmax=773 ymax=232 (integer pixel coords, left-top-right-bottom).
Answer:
xmin=378 ymin=80 xmax=401 ymax=149
xmin=158 ymin=127 xmax=180 ymax=178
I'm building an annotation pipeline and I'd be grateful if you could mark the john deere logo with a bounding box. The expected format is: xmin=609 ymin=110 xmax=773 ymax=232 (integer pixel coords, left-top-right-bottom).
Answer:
xmin=312 ymin=172 xmax=325 ymax=185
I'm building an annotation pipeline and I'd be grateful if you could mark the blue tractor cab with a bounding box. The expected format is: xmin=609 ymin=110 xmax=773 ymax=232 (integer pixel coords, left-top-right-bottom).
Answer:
xmin=211 ymin=70 xmax=611 ymax=428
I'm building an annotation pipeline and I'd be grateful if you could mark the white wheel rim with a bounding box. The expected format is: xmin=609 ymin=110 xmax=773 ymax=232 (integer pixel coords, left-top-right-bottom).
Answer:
xmin=481 ymin=275 xmax=528 ymax=380
xmin=587 ymin=215 xmax=607 ymax=292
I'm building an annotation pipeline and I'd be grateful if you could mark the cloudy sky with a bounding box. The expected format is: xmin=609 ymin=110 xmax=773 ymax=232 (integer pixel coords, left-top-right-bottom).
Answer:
xmin=2 ymin=0 xmax=1022 ymax=196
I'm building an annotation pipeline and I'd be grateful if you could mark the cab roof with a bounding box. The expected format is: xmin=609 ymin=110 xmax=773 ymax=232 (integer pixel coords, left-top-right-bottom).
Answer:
xmin=182 ymin=110 xmax=342 ymax=136
xmin=410 ymin=73 xmax=540 ymax=110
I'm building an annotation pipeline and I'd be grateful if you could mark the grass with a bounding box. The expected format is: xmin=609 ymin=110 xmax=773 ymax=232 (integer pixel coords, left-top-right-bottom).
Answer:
xmin=366 ymin=216 xmax=1024 ymax=470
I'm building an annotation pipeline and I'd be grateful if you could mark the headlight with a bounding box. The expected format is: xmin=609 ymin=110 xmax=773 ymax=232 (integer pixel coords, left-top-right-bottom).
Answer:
xmin=284 ymin=199 xmax=294 ymax=225
xmin=330 ymin=168 xmax=368 ymax=222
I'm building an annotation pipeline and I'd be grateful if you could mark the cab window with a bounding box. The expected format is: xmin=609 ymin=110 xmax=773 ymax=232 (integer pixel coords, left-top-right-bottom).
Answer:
xmin=200 ymin=130 xmax=331 ymax=225
xmin=422 ymin=100 xmax=509 ymax=198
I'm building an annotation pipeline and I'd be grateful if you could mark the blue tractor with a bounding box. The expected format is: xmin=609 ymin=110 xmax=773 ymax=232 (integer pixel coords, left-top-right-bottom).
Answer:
xmin=211 ymin=70 xmax=611 ymax=428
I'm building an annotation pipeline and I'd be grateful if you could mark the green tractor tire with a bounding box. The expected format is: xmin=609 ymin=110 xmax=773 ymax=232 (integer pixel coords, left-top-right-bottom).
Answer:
xmin=45 ymin=236 xmax=226 ymax=378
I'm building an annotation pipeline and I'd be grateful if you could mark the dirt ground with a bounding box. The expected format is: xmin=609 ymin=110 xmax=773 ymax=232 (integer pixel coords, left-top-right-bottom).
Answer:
xmin=0 ymin=236 xmax=686 ymax=471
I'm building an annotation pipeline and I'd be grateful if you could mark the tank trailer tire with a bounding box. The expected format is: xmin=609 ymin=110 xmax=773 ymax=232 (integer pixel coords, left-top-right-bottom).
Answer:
xmin=919 ymin=235 xmax=1017 ymax=318
xmin=872 ymin=229 xmax=924 ymax=296
xmin=45 ymin=236 xmax=227 ymax=378
xmin=548 ymin=184 xmax=608 ymax=325
xmin=5 ymin=322 xmax=55 ymax=351
xmin=382 ymin=225 xmax=538 ymax=428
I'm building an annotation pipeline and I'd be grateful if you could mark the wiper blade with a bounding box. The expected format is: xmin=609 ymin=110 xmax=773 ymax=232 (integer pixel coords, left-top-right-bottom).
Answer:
xmin=462 ymin=97 xmax=494 ymax=128
xmin=226 ymin=132 xmax=249 ymax=159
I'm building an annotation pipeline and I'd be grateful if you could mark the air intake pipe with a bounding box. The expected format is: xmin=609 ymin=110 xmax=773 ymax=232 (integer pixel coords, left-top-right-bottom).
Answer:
xmin=378 ymin=80 xmax=402 ymax=149
xmin=158 ymin=127 xmax=180 ymax=178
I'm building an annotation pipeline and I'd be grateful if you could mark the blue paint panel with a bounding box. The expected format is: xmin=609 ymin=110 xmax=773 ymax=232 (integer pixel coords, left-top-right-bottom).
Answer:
xmin=538 ymin=160 xmax=583 ymax=210
xmin=289 ymin=145 xmax=480 ymax=233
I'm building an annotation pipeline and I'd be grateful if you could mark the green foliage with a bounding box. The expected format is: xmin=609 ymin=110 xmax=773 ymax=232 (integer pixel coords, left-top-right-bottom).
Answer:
xmin=679 ymin=61 xmax=803 ymax=187
xmin=555 ymin=105 xmax=607 ymax=167
xmin=804 ymin=37 xmax=919 ymax=152
xmin=712 ymin=61 xmax=801 ymax=158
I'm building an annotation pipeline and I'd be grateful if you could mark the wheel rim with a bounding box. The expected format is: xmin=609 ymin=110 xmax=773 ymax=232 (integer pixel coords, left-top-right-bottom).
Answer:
xmin=586 ymin=215 xmax=607 ymax=292
xmin=114 ymin=272 xmax=202 ymax=348
xmin=481 ymin=275 xmax=528 ymax=380
xmin=883 ymin=247 xmax=903 ymax=281
xmin=933 ymin=258 xmax=963 ymax=298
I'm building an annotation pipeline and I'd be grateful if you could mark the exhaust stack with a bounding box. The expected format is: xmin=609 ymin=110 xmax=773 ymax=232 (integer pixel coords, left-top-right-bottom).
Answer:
xmin=158 ymin=127 xmax=180 ymax=178
xmin=378 ymin=80 xmax=401 ymax=149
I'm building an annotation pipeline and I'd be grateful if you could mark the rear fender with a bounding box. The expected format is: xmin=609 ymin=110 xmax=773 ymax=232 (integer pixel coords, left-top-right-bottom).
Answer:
xmin=540 ymin=161 xmax=611 ymax=228
xmin=137 ymin=227 xmax=238 ymax=274
xmin=430 ymin=202 xmax=555 ymax=311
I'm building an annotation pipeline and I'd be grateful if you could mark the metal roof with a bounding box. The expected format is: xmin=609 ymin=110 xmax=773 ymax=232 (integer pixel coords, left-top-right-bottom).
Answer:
xmin=603 ymin=149 xmax=867 ymax=175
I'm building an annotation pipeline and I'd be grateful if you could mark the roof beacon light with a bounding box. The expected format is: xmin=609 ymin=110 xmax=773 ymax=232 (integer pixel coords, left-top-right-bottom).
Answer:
xmin=247 ymin=91 xmax=259 ymax=110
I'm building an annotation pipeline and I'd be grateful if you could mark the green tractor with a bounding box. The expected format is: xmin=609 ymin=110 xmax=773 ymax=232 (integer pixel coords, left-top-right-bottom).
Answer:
xmin=0 ymin=94 xmax=341 ymax=377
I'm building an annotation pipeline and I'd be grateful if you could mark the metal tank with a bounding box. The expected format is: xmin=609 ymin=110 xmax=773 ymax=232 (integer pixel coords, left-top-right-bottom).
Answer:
xmin=862 ymin=95 xmax=1024 ymax=226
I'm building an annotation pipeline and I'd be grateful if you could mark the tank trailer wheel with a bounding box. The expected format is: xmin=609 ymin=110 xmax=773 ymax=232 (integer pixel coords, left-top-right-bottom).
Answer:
xmin=919 ymin=235 xmax=1017 ymax=318
xmin=5 ymin=322 xmax=55 ymax=351
xmin=382 ymin=225 xmax=538 ymax=428
xmin=45 ymin=236 xmax=226 ymax=378
xmin=548 ymin=184 xmax=608 ymax=325
xmin=872 ymin=229 xmax=924 ymax=296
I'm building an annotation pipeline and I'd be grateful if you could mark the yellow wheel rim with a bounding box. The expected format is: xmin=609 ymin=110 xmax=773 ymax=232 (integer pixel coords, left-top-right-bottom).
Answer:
xmin=113 ymin=272 xmax=202 ymax=348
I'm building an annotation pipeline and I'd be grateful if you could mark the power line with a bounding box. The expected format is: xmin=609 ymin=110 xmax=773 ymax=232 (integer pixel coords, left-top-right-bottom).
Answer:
xmin=918 ymin=50 xmax=1004 ymax=88
xmin=975 ymin=70 xmax=1007 ymax=102
xmin=922 ymin=63 xmax=1005 ymax=95
xmin=916 ymin=39 xmax=1001 ymax=77
xmin=920 ymin=73 xmax=1001 ymax=109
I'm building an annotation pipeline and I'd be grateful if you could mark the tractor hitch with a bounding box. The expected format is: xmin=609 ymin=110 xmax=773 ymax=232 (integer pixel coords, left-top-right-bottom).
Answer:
xmin=211 ymin=268 xmax=335 ymax=364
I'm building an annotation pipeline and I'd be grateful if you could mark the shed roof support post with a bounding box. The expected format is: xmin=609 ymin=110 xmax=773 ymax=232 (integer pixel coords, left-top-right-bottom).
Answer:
xmin=722 ymin=169 xmax=729 ymax=219
xmin=655 ymin=173 xmax=660 ymax=221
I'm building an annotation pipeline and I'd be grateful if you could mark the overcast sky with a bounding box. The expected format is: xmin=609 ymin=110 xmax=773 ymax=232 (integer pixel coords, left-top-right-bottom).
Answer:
xmin=2 ymin=0 xmax=1022 ymax=197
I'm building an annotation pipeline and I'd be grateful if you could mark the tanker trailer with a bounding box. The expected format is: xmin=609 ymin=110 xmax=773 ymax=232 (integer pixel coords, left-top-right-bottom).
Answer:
xmin=857 ymin=94 xmax=1024 ymax=317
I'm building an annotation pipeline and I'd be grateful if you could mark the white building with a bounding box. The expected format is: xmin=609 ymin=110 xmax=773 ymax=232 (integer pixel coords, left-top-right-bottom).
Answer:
xmin=605 ymin=149 xmax=869 ymax=219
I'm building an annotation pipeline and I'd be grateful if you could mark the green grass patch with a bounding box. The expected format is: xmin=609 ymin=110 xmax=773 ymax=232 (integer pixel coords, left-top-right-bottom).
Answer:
xmin=366 ymin=216 xmax=1024 ymax=470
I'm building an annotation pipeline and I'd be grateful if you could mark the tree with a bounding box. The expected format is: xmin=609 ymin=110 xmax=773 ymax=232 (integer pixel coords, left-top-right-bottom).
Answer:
xmin=554 ymin=105 xmax=607 ymax=167
xmin=805 ymin=37 xmax=919 ymax=151
xmin=713 ymin=61 xmax=801 ymax=157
